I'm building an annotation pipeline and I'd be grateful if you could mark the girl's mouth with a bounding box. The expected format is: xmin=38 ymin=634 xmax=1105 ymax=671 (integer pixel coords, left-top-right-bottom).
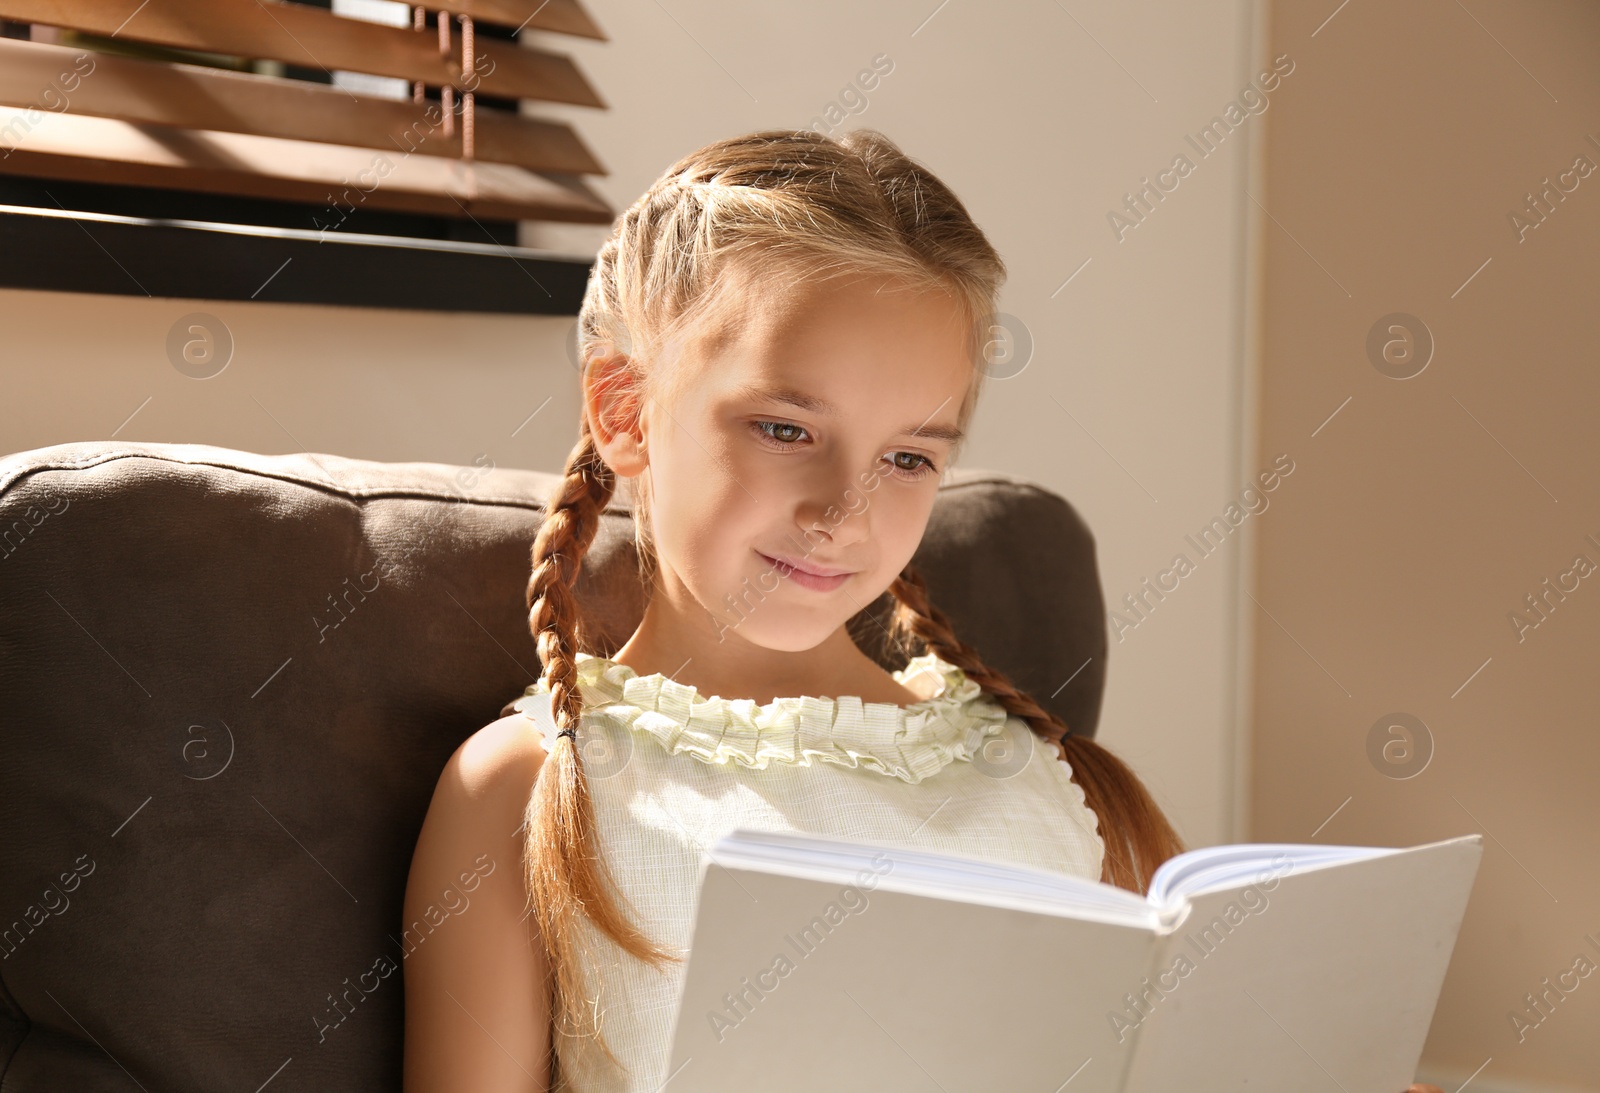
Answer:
xmin=756 ymin=550 xmax=853 ymax=592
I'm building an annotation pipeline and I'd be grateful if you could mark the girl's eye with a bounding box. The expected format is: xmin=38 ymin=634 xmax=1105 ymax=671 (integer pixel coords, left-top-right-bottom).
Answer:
xmin=888 ymin=451 xmax=938 ymax=480
xmin=752 ymin=420 xmax=807 ymax=445
xmin=749 ymin=421 xmax=939 ymax=481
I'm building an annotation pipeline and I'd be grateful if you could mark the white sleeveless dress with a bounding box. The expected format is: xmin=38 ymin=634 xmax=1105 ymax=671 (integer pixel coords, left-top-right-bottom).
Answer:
xmin=509 ymin=651 xmax=1106 ymax=1092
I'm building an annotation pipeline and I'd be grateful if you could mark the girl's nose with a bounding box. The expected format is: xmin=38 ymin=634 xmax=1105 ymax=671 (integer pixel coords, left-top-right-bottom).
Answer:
xmin=796 ymin=486 xmax=870 ymax=548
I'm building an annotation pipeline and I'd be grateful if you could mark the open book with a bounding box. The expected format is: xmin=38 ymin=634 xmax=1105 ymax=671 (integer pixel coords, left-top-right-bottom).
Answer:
xmin=661 ymin=829 xmax=1482 ymax=1092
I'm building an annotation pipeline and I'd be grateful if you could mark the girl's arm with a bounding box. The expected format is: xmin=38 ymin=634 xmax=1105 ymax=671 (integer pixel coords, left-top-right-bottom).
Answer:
xmin=402 ymin=715 xmax=551 ymax=1093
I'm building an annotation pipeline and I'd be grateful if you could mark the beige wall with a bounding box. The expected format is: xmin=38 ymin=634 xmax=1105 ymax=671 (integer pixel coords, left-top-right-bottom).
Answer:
xmin=1254 ymin=2 xmax=1600 ymax=1090
xmin=2 ymin=1 xmax=1262 ymax=860
xmin=0 ymin=293 xmax=584 ymax=479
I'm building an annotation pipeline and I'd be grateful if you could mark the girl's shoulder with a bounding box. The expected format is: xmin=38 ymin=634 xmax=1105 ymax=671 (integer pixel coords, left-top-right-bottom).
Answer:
xmin=446 ymin=713 xmax=549 ymax=807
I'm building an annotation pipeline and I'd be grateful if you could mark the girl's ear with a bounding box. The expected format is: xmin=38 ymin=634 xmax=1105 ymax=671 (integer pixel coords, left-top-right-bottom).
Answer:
xmin=583 ymin=346 xmax=649 ymax=476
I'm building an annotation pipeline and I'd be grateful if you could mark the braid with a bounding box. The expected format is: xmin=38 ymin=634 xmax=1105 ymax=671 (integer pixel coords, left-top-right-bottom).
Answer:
xmin=521 ymin=426 xmax=680 ymax=1083
xmin=887 ymin=564 xmax=1188 ymax=894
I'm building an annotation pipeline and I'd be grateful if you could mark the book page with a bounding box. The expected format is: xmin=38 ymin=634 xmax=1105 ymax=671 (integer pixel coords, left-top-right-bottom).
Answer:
xmin=1120 ymin=835 xmax=1482 ymax=1092
xmin=711 ymin=827 xmax=1161 ymax=927
xmin=1149 ymin=841 xmax=1397 ymax=906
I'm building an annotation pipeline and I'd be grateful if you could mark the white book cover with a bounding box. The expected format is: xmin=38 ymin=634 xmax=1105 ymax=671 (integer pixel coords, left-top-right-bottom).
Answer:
xmin=659 ymin=829 xmax=1483 ymax=1092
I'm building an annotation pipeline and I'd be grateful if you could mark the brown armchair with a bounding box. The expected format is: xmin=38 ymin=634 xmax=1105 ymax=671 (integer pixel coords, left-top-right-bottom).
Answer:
xmin=0 ymin=440 xmax=1107 ymax=1091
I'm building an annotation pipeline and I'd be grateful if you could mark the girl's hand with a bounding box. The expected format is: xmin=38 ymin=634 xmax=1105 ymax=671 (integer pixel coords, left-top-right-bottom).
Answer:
xmin=1406 ymin=1085 xmax=1446 ymax=1093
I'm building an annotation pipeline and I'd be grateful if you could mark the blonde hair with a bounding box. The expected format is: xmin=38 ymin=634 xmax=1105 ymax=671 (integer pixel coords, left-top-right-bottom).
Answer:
xmin=519 ymin=127 xmax=1187 ymax=1083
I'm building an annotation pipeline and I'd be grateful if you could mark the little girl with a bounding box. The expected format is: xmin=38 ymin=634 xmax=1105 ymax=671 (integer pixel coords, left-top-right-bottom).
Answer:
xmin=402 ymin=127 xmax=1442 ymax=1093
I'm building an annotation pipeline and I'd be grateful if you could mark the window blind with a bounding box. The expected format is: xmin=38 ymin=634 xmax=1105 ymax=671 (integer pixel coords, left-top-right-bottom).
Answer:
xmin=0 ymin=0 xmax=613 ymax=226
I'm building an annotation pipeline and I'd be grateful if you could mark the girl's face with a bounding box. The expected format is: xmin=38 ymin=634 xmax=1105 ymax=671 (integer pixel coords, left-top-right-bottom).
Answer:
xmin=623 ymin=268 xmax=976 ymax=654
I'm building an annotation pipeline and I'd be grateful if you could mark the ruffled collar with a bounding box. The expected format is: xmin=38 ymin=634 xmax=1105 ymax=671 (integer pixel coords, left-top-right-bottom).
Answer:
xmin=511 ymin=652 xmax=1011 ymax=784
